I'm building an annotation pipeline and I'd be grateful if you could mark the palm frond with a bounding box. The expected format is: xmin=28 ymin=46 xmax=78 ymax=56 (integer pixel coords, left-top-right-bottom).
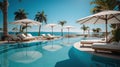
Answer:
xmin=0 ymin=2 xmax=3 ymax=12
xmin=58 ymin=21 xmax=67 ymax=26
xmin=14 ymin=9 xmax=28 ymax=20
xmin=90 ymin=0 xmax=118 ymax=14
xmin=34 ymin=11 xmax=47 ymax=24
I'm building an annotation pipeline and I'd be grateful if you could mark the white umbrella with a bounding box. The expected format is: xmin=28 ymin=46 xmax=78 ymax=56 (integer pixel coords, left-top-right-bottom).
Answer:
xmin=46 ymin=23 xmax=57 ymax=35
xmin=64 ymin=26 xmax=74 ymax=37
xmin=77 ymin=10 xmax=120 ymax=42
xmin=62 ymin=26 xmax=74 ymax=46
xmin=11 ymin=19 xmax=41 ymax=25
xmin=44 ymin=24 xmax=62 ymax=51
xmin=11 ymin=19 xmax=41 ymax=34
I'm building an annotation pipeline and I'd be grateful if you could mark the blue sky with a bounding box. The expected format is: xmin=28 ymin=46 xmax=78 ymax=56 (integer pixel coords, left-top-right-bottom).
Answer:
xmin=0 ymin=0 xmax=112 ymax=32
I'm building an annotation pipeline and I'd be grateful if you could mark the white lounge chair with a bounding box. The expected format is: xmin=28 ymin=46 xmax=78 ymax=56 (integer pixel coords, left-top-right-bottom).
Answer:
xmin=41 ymin=34 xmax=46 ymax=38
xmin=47 ymin=34 xmax=55 ymax=38
xmin=80 ymin=38 xmax=106 ymax=46
xmin=47 ymin=34 xmax=61 ymax=39
xmin=92 ymin=42 xmax=120 ymax=53
xmin=17 ymin=34 xmax=35 ymax=41
xmin=40 ymin=34 xmax=53 ymax=40
xmin=41 ymin=34 xmax=60 ymax=40
xmin=80 ymin=34 xmax=113 ymax=46
xmin=7 ymin=35 xmax=21 ymax=42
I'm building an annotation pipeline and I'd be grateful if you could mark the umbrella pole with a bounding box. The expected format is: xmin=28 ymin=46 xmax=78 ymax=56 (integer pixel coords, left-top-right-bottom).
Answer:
xmin=26 ymin=24 xmax=27 ymax=36
xmin=68 ymin=28 xmax=69 ymax=37
xmin=51 ymin=26 xmax=53 ymax=35
xmin=105 ymin=15 xmax=108 ymax=43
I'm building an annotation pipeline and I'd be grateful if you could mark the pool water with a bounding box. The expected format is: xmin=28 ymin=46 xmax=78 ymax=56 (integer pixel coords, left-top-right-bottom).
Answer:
xmin=0 ymin=37 xmax=120 ymax=67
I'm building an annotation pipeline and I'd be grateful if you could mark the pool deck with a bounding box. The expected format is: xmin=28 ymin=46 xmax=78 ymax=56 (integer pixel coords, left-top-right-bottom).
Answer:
xmin=0 ymin=37 xmax=61 ymax=45
xmin=73 ymin=42 xmax=120 ymax=60
xmin=0 ymin=41 xmax=8 ymax=44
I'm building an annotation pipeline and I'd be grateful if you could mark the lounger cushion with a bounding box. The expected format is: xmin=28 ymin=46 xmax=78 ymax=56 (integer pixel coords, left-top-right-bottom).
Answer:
xmin=22 ymin=37 xmax=35 ymax=41
xmin=17 ymin=34 xmax=26 ymax=39
xmin=42 ymin=34 xmax=46 ymax=37
xmin=27 ymin=34 xmax=33 ymax=37
xmin=81 ymin=39 xmax=105 ymax=44
xmin=47 ymin=34 xmax=55 ymax=38
xmin=8 ymin=35 xmax=21 ymax=41
xmin=92 ymin=43 xmax=120 ymax=50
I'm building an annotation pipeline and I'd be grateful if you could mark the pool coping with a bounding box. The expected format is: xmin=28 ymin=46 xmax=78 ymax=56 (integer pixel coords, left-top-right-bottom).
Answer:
xmin=73 ymin=42 xmax=120 ymax=60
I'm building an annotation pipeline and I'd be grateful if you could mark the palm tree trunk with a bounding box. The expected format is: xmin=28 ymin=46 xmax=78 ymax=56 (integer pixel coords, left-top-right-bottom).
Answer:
xmin=83 ymin=30 xmax=84 ymax=34
xmin=61 ymin=29 xmax=63 ymax=36
xmin=51 ymin=26 xmax=53 ymax=35
xmin=83 ymin=30 xmax=85 ymax=35
xmin=25 ymin=24 xmax=27 ymax=36
xmin=68 ymin=28 xmax=69 ymax=37
xmin=38 ymin=25 xmax=41 ymax=36
xmin=3 ymin=0 xmax=8 ymax=37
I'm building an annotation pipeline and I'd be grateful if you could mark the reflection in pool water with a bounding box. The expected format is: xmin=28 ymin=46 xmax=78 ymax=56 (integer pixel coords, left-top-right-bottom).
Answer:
xmin=10 ymin=51 xmax=42 ymax=63
xmin=43 ymin=45 xmax=62 ymax=51
xmin=42 ymin=40 xmax=63 ymax=51
xmin=0 ymin=37 xmax=120 ymax=67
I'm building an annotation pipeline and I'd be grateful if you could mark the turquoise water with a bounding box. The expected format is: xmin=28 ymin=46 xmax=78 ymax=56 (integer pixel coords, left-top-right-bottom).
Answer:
xmin=0 ymin=37 xmax=120 ymax=67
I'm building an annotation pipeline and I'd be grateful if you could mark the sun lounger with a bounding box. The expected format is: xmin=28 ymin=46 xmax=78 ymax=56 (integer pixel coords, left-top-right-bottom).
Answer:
xmin=7 ymin=35 xmax=21 ymax=42
xmin=92 ymin=42 xmax=120 ymax=53
xmin=17 ymin=34 xmax=35 ymax=41
xmin=80 ymin=38 xmax=106 ymax=46
xmin=41 ymin=34 xmax=46 ymax=38
xmin=47 ymin=34 xmax=55 ymax=38
xmin=47 ymin=34 xmax=61 ymax=39
xmin=41 ymin=34 xmax=61 ymax=40
xmin=41 ymin=34 xmax=53 ymax=40
xmin=80 ymin=34 xmax=114 ymax=46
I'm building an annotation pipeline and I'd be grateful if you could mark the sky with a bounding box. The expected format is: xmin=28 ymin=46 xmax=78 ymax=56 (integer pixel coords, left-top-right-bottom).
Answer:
xmin=0 ymin=0 xmax=112 ymax=32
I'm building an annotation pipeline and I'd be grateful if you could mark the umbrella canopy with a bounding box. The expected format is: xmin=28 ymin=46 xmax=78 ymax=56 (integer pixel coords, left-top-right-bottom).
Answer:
xmin=46 ymin=24 xmax=57 ymax=27
xmin=77 ymin=10 xmax=120 ymax=42
xmin=64 ymin=26 xmax=74 ymax=29
xmin=11 ymin=19 xmax=41 ymax=25
xmin=77 ymin=10 xmax=120 ymax=24
xmin=11 ymin=19 xmax=41 ymax=34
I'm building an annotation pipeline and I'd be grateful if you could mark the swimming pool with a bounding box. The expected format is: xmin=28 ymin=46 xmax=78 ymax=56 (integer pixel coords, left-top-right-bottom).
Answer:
xmin=0 ymin=37 xmax=120 ymax=67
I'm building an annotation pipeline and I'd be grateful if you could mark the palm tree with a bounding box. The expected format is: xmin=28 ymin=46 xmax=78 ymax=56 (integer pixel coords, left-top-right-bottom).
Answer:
xmin=96 ymin=28 xmax=101 ymax=37
xmin=21 ymin=25 xmax=31 ymax=33
xmin=14 ymin=9 xmax=28 ymax=20
xmin=81 ymin=25 xmax=89 ymax=35
xmin=34 ymin=11 xmax=47 ymax=36
xmin=0 ymin=0 xmax=21 ymax=40
xmin=112 ymin=28 xmax=120 ymax=42
xmin=96 ymin=28 xmax=101 ymax=33
xmin=14 ymin=9 xmax=28 ymax=32
xmin=58 ymin=21 xmax=67 ymax=36
xmin=92 ymin=28 xmax=97 ymax=34
xmin=90 ymin=0 xmax=118 ymax=14
xmin=0 ymin=0 xmax=8 ymax=37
